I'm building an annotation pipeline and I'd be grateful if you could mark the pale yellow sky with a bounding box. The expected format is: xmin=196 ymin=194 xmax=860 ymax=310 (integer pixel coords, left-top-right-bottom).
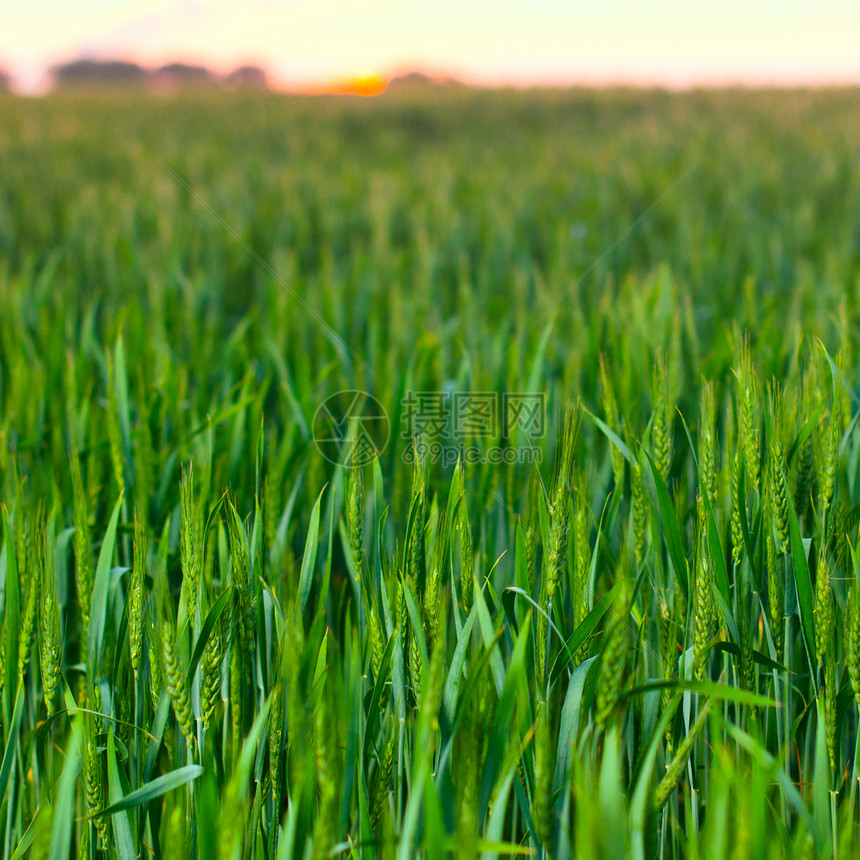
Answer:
xmin=2 ymin=0 xmax=859 ymax=92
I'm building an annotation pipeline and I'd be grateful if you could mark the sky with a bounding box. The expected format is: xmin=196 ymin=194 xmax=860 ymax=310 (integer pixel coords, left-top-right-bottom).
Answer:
xmin=2 ymin=0 xmax=860 ymax=93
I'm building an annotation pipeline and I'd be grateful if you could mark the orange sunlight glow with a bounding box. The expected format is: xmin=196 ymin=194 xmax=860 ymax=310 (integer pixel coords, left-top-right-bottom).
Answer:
xmin=325 ymin=72 xmax=388 ymax=97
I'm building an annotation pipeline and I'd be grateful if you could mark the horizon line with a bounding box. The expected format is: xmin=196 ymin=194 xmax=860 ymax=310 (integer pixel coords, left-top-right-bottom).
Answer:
xmin=7 ymin=65 xmax=860 ymax=97
xmin=5 ymin=54 xmax=860 ymax=97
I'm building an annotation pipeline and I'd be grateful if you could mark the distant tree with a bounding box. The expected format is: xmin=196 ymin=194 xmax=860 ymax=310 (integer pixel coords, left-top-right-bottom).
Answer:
xmin=388 ymin=72 xmax=435 ymax=89
xmin=151 ymin=63 xmax=214 ymax=90
xmin=0 ymin=68 xmax=10 ymax=92
xmin=52 ymin=59 xmax=147 ymax=88
xmin=224 ymin=66 xmax=268 ymax=90
xmin=387 ymin=71 xmax=463 ymax=90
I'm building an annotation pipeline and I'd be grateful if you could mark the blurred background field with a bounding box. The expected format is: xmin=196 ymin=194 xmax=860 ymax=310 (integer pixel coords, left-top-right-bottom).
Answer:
xmin=2 ymin=87 xmax=859 ymax=437
xmin=2 ymin=88 xmax=859 ymax=506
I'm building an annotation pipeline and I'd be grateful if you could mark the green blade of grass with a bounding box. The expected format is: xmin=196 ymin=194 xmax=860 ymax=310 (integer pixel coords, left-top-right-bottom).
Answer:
xmin=11 ymin=803 xmax=48 ymax=860
xmin=787 ymin=488 xmax=816 ymax=669
xmin=623 ymin=678 xmax=778 ymax=708
xmin=106 ymin=728 xmax=137 ymax=860
xmin=48 ymin=723 xmax=82 ymax=860
xmin=88 ymin=493 xmax=124 ymax=671
xmin=582 ymin=406 xmax=636 ymax=465
xmin=0 ymin=682 xmax=24 ymax=805
xmin=94 ymin=764 xmax=204 ymax=819
xmin=2 ymin=509 xmax=20 ymax=717
xmin=441 ymin=604 xmax=477 ymax=731
xmin=296 ymin=486 xmax=325 ymax=616
xmin=186 ymin=586 xmax=232 ymax=686
xmin=553 ymin=656 xmax=598 ymax=789
xmin=642 ymin=449 xmax=688 ymax=599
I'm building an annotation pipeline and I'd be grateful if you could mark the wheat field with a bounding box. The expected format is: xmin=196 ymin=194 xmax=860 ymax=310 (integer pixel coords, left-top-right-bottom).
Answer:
xmin=1 ymin=87 xmax=860 ymax=858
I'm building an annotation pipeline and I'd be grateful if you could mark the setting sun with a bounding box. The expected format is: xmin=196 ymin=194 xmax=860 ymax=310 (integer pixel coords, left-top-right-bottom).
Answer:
xmin=327 ymin=71 xmax=388 ymax=97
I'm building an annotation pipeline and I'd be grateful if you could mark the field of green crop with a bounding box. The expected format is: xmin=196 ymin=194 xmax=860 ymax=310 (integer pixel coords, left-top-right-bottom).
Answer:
xmin=1 ymin=87 xmax=860 ymax=858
